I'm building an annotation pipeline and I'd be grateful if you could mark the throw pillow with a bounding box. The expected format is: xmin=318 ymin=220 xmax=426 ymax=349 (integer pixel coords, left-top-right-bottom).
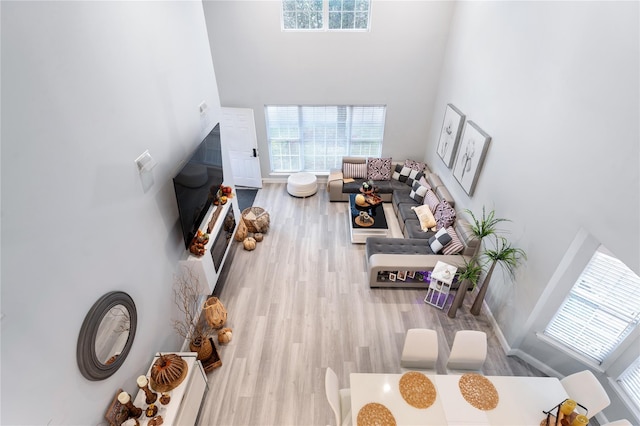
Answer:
xmin=392 ymin=164 xmax=412 ymax=182
xmin=434 ymin=199 xmax=456 ymax=229
xmin=343 ymin=162 xmax=367 ymax=179
xmin=404 ymin=159 xmax=427 ymax=172
xmin=405 ymin=169 xmax=424 ymax=187
xmin=428 ymin=228 xmax=452 ymax=254
xmin=367 ymin=157 xmax=392 ymax=180
xmin=411 ymin=204 xmax=437 ymax=231
xmin=409 ymin=180 xmax=429 ymax=204
xmin=418 ymin=176 xmax=431 ymax=190
xmin=442 ymin=226 xmax=464 ymax=255
xmin=423 ymin=189 xmax=440 ymax=213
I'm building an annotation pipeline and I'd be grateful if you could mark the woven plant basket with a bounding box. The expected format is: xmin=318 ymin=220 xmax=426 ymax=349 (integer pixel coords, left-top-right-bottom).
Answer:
xmin=189 ymin=336 xmax=213 ymax=361
xmin=203 ymin=296 xmax=227 ymax=329
xmin=241 ymin=207 xmax=270 ymax=233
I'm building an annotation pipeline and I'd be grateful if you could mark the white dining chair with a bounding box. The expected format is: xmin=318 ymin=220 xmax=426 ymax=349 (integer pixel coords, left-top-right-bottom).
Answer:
xmin=560 ymin=370 xmax=611 ymax=419
xmin=325 ymin=367 xmax=352 ymax=426
xmin=446 ymin=330 xmax=487 ymax=372
xmin=601 ymin=420 xmax=632 ymax=426
xmin=400 ymin=328 xmax=438 ymax=370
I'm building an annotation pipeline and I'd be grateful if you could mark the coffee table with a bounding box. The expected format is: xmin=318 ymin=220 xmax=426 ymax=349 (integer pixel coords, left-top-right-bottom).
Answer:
xmin=348 ymin=193 xmax=389 ymax=244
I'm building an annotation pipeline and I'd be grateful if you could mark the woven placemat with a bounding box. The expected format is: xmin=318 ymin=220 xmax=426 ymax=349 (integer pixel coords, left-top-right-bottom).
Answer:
xmin=458 ymin=373 xmax=499 ymax=410
xmin=399 ymin=372 xmax=437 ymax=409
xmin=357 ymin=402 xmax=396 ymax=426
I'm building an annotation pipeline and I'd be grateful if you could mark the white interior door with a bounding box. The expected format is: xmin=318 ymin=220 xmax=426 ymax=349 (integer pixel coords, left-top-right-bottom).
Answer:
xmin=221 ymin=107 xmax=262 ymax=188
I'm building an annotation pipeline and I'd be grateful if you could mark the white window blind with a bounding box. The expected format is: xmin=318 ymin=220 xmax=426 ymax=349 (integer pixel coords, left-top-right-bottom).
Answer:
xmin=282 ymin=0 xmax=371 ymax=31
xmin=544 ymin=247 xmax=640 ymax=364
xmin=266 ymin=105 xmax=385 ymax=173
xmin=618 ymin=357 xmax=640 ymax=410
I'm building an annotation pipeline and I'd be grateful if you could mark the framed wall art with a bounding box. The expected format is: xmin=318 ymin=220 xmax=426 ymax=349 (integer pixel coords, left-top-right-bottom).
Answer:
xmin=436 ymin=104 xmax=465 ymax=168
xmin=452 ymin=121 xmax=491 ymax=196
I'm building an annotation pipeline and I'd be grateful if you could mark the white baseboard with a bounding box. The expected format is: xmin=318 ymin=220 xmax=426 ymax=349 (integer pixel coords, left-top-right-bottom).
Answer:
xmin=481 ymin=300 xmax=563 ymax=378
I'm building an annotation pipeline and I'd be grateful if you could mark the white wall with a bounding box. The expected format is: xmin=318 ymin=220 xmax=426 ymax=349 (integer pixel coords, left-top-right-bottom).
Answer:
xmin=203 ymin=0 xmax=455 ymax=176
xmin=425 ymin=1 xmax=639 ymax=422
xmin=1 ymin=1 xmax=221 ymax=424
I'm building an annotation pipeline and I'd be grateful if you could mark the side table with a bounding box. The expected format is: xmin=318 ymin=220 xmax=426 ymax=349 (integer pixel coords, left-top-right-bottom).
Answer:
xmin=424 ymin=261 xmax=458 ymax=309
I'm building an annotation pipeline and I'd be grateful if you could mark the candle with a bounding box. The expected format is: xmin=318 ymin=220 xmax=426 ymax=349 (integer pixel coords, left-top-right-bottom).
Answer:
xmin=560 ymin=399 xmax=577 ymax=415
xmin=117 ymin=391 xmax=130 ymax=404
xmin=570 ymin=414 xmax=589 ymax=426
xmin=137 ymin=375 xmax=148 ymax=387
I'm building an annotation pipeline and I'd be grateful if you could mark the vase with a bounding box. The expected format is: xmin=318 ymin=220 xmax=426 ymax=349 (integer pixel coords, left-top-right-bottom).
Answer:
xmin=447 ymin=279 xmax=471 ymax=318
xmin=190 ymin=336 xmax=213 ymax=361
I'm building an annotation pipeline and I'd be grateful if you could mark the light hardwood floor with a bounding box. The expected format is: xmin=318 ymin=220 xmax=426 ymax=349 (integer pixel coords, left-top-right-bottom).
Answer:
xmin=197 ymin=183 xmax=544 ymax=426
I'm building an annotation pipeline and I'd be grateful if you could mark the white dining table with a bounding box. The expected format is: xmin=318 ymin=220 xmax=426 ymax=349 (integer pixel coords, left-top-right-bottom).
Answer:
xmin=350 ymin=373 xmax=569 ymax=426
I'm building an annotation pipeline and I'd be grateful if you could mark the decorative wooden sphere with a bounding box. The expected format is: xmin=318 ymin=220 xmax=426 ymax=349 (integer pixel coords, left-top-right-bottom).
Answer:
xmin=235 ymin=221 xmax=248 ymax=242
xmin=218 ymin=327 xmax=233 ymax=344
xmin=254 ymin=233 xmax=264 ymax=242
xmin=243 ymin=237 xmax=257 ymax=251
xmin=355 ymin=194 xmax=367 ymax=206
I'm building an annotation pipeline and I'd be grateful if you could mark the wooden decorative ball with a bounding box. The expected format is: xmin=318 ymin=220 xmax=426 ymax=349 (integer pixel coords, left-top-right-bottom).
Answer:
xmin=243 ymin=237 xmax=257 ymax=251
xmin=235 ymin=221 xmax=248 ymax=242
xmin=218 ymin=327 xmax=233 ymax=344
xmin=254 ymin=233 xmax=264 ymax=242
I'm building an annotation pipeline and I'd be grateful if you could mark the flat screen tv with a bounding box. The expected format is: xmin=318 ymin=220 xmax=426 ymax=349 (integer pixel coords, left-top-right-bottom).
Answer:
xmin=173 ymin=123 xmax=224 ymax=249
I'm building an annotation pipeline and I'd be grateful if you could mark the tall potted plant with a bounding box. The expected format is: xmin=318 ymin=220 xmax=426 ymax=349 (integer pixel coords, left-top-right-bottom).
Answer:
xmin=470 ymin=235 xmax=527 ymax=315
xmin=465 ymin=206 xmax=509 ymax=242
xmin=448 ymin=256 xmax=484 ymax=318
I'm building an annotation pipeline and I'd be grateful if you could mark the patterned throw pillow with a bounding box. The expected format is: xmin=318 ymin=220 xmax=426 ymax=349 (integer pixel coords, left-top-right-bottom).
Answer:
xmin=442 ymin=226 xmax=464 ymax=255
xmin=405 ymin=169 xmax=424 ymax=187
xmin=423 ymin=189 xmax=440 ymax=213
xmin=428 ymin=228 xmax=452 ymax=254
xmin=343 ymin=162 xmax=367 ymax=179
xmin=434 ymin=199 xmax=456 ymax=229
xmin=409 ymin=181 xmax=429 ymax=204
xmin=367 ymin=157 xmax=392 ymax=180
xmin=405 ymin=159 xmax=427 ymax=172
xmin=392 ymin=164 xmax=412 ymax=182
xmin=418 ymin=176 xmax=431 ymax=190
xmin=411 ymin=204 xmax=437 ymax=231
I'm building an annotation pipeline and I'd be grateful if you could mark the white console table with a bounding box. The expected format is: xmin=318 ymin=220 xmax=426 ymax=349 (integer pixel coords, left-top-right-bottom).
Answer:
xmin=133 ymin=352 xmax=208 ymax=426
xmin=180 ymin=199 xmax=238 ymax=295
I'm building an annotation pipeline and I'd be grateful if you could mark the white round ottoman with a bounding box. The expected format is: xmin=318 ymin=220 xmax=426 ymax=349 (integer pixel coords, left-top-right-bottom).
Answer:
xmin=287 ymin=172 xmax=318 ymax=197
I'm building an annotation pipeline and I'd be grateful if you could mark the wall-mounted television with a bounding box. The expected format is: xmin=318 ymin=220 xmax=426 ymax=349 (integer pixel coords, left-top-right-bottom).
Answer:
xmin=173 ymin=123 xmax=223 ymax=250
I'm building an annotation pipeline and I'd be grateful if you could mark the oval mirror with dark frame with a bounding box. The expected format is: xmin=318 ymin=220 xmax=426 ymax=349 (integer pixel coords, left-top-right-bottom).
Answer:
xmin=77 ymin=291 xmax=137 ymax=381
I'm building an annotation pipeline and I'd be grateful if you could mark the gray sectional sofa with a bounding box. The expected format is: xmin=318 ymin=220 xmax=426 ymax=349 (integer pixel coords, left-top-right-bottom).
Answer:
xmin=328 ymin=156 xmax=480 ymax=288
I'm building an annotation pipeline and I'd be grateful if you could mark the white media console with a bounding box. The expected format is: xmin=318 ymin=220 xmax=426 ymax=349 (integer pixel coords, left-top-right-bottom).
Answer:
xmin=180 ymin=199 xmax=238 ymax=295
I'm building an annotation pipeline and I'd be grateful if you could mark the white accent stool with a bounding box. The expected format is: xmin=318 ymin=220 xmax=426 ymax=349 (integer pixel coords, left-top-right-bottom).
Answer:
xmin=446 ymin=330 xmax=487 ymax=372
xmin=400 ymin=328 xmax=438 ymax=370
xmin=424 ymin=261 xmax=457 ymax=309
xmin=287 ymin=172 xmax=318 ymax=197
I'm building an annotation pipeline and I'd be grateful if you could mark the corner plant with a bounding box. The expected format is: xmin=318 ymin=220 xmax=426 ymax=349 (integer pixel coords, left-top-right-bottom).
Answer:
xmin=470 ymin=235 xmax=527 ymax=315
xmin=465 ymin=206 xmax=509 ymax=241
xmin=448 ymin=256 xmax=484 ymax=318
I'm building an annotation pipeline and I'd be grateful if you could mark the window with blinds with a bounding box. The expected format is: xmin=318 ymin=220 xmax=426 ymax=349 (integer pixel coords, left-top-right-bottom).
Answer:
xmin=281 ymin=0 xmax=371 ymax=31
xmin=544 ymin=247 xmax=640 ymax=364
xmin=265 ymin=105 xmax=385 ymax=173
xmin=619 ymin=357 xmax=640 ymax=410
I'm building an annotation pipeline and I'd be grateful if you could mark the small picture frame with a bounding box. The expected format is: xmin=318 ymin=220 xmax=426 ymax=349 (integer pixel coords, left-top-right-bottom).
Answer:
xmin=397 ymin=271 xmax=407 ymax=281
xmin=407 ymin=271 xmax=416 ymax=279
xmin=389 ymin=272 xmax=397 ymax=282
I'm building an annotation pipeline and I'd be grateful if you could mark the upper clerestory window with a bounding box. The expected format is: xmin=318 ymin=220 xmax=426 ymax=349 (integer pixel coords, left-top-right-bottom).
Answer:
xmin=282 ymin=0 xmax=371 ymax=31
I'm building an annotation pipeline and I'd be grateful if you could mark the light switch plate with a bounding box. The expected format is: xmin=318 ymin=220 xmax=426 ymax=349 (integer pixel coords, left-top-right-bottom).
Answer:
xmin=135 ymin=150 xmax=157 ymax=173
